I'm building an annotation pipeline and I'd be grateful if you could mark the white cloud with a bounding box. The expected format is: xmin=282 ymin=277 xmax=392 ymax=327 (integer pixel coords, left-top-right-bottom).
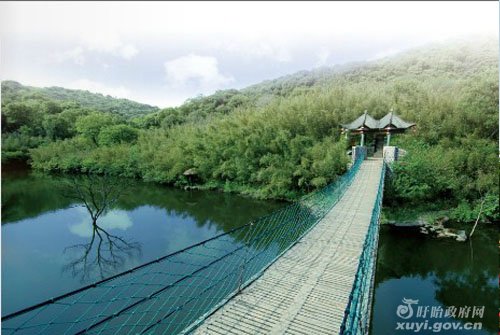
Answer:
xmin=68 ymin=79 xmax=131 ymax=99
xmin=250 ymin=43 xmax=292 ymax=63
xmin=368 ymin=48 xmax=403 ymax=61
xmin=315 ymin=49 xmax=330 ymax=67
xmin=221 ymin=40 xmax=292 ymax=63
xmin=51 ymin=31 xmax=138 ymax=66
xmin=79 ymin=31 xmax=139 ymax=60
xmin=53 ymin=46 xmax=86 ymax=66
xmin=69 ymin=209 xmax=133 ymax=238
xmin=119 ymin=44 xmax=138 ymax=60
xmin=164 ymin=54 xmax=234 ymax=92
xmin=80 ymin=31 xmax=123 ymax=53
xmin=51 ymin=41 xmax=138 ymax=66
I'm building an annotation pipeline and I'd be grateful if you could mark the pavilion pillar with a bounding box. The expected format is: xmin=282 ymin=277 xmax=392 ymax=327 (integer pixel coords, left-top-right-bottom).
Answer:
xmin=386 ymin=131 xmax=391 ymax=146
xmin=360 ymin=131 xmax=365 ymax=146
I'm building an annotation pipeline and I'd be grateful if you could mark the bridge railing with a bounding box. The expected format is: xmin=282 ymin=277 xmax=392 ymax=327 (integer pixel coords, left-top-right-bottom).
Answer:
xmin=2 ymin=152 xmax=365 ymax=335
xmin=339 ymin=160 xmax=386 ymax=335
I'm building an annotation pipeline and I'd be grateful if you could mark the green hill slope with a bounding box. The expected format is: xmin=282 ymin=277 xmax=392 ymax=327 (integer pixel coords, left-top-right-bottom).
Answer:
xmin=134 ymin=37 xmax=497 ymax=129
xmin=1 ymin=80 xmax=159 ymax=117
xmin=1 ymin=81 xmax=159 ymax=160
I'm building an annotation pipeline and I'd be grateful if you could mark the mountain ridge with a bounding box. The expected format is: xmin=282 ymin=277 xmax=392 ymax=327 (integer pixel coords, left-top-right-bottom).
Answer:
xmin=1 ymin=80 xmax=159 ymax=118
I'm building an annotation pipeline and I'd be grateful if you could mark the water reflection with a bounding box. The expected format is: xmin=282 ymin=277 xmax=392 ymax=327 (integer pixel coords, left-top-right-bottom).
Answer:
xmin=371 ymin=224 xmax=497 ymax=334
xmin=63 ymin=220 xmax=142 ymax=282
xmin=1 ymin=162 xmax=282 ymax=315
xmin=1 ymin=164 xmax=282 ymax=232
xmin=60 ymin=177 xmax=141 ymax=282
xmin=69 ymin=209 xmax=133 ymax=238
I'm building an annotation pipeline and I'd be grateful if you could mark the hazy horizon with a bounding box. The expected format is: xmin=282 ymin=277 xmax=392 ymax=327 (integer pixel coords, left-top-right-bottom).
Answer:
xmin=1 ymin=1 xmax=498 ymax=108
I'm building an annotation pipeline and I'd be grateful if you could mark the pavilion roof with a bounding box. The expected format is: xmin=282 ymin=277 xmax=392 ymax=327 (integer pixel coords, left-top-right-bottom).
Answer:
xmin=341 ymin=110 xmax=415 ymax=130
xmin=341 ymin=110 xmax=378 ymax=130
xmin=378 ymin=111 xmax=416 ymax=129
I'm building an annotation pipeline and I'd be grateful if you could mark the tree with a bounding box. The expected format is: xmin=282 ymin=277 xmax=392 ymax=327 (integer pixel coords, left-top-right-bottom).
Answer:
xmin=98 ymin=124 xmax=139 ymax=146
xmin=42 ymin=114 xmax=73 ymax=140
xmin=75 ymin=112 xmax=115 ymax=145
xmin=2 ymin=102 xmax=36 ymax=132
xmin=42 ymin=101 xmax=63 ymax=115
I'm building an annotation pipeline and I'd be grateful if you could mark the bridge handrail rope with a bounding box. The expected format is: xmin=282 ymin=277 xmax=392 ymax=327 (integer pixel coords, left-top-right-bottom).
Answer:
xmin=2 ymin=152 xmax=366 ymax=335
xmin=339 ymin=160 xmax=386 ymax=335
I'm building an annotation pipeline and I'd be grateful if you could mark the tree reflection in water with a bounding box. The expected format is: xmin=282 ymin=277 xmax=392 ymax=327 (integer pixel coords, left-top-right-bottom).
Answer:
xmin=61 ymin=176 xmax=142 ymax=282
xmin=373 ymin=224 xmax=497 ymax=333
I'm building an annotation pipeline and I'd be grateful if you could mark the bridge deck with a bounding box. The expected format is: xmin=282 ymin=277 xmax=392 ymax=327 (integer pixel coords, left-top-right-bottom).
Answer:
xmin=193 ymin=158 xmax=384 ymax=335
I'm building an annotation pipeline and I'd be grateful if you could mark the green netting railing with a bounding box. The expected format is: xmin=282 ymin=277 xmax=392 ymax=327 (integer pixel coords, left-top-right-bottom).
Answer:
xmin=2 ymin=153 xmax=365 ymax=335
xmin=339 ymin=161 xmax=386 ymax=335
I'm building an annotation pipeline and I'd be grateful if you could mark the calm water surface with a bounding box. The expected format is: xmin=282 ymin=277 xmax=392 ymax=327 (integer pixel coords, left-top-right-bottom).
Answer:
xmin=1 ymin=163 xmax=282 ymax=316
xmin=2 ymin=162 xmax=497 ymax=335
xmin=371 ymin=224 xmax=497 ymax=335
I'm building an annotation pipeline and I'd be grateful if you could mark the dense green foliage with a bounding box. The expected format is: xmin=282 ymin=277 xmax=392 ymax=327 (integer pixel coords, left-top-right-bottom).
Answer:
xmin=29 ymin=109 xmax=349 ymax=199
xmin=3 ymin=38 xmax=499 ymax=220
xmin=130 ymin=89 xmax=252 ymax=129
xmin=97 ymin=124 xmax=139 ymax=146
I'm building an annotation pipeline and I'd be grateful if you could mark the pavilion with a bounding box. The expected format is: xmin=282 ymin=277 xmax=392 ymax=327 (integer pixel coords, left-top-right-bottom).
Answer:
xmin=341 ymin=110 xmax=415 ymax=148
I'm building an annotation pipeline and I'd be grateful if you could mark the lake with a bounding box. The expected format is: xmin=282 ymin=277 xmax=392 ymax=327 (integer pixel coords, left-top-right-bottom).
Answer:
xmin=1 ymin=162 xmax=283 ymax=316
xmin=371 ymin=223 xmax=497 ymax=335
xmin=2 ymin=163 xmax=497 ymax=334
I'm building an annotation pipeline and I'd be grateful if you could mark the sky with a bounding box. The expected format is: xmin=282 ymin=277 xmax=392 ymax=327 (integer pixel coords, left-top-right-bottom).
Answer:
xmin=0 ymin=1 xmax=498 ymax=108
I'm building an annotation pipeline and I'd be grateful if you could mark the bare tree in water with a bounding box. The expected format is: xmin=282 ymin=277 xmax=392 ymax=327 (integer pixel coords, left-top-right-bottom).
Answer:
xmin=61 ymin=175 xmax=142 ymax=282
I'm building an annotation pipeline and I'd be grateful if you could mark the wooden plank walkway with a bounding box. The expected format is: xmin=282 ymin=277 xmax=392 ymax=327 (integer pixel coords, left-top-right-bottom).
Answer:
xmin=193 ymin=158 xmax=384 ymax=335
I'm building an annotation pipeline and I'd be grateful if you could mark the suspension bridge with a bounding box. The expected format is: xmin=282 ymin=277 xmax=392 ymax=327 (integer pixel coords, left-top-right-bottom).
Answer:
xmin=2 ymin=151 xmax=386 ymax=335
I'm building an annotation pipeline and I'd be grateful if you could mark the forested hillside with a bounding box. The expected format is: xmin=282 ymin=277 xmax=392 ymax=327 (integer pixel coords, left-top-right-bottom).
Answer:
xmin=2 ymin=81 xmax=158 ymax=117
xmin=1 ymin=81 xmax=158 ymax=160
xmin=3 ymin=38 xmax=498 ymax=222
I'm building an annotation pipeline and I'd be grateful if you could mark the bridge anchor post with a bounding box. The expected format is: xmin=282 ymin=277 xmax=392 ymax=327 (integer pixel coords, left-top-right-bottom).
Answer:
xmin=352 ymin=145 xmax=367 ymax=163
